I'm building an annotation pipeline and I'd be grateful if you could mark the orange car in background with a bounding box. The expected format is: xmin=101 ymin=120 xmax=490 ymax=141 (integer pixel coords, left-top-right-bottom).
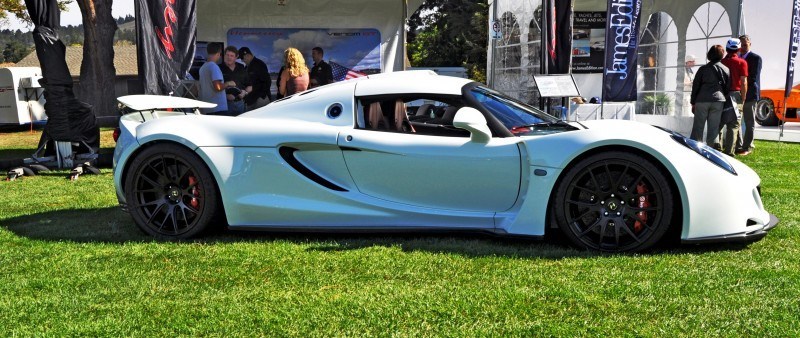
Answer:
xmin=756 ymin=85 xmax=800 ymax=125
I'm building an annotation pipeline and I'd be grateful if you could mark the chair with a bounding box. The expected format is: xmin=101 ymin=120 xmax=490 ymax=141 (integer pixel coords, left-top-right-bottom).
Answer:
xmin=393 ymin=99 xmax=415 ymax=133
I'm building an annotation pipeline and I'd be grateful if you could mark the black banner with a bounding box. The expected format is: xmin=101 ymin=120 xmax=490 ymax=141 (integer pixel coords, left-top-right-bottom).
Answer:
xmin=602 ymin=0 xmax=641 ymax=102
xmin=545 ymin=0 xmax=573 ymax=74
xmin=786 ymin=0 xmax=800 ymax=99
xmin=136 ymin=0 xmax=197 ymax=95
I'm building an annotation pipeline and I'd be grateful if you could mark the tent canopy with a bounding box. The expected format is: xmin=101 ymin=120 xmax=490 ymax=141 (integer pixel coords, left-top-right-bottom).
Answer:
xmin=197 ymin=0 xmax=425 ymax=72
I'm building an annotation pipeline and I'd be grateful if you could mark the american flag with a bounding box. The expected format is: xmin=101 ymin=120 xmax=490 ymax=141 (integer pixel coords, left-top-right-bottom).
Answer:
xmin=329 ymin=61 xmax=367 ymax=82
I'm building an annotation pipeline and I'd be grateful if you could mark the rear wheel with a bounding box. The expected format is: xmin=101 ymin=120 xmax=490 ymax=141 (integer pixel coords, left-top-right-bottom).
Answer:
xmin=553 ymin=151 xmax=673 ymax=252
xmin=124 ymin=144 xmax=220 ymax=239
xmin=755 ymin=98 xmax=782 ymax=126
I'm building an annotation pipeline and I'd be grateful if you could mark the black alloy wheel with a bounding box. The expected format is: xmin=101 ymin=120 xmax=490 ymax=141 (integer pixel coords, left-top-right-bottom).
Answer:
xmin=124 ymin=144 xmax=220 ymax=239
xmin=554 ymin=151 xmax=673 ymax=252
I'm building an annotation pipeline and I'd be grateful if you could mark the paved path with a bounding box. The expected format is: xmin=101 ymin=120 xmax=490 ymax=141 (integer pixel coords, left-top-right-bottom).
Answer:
xmin=755 ymin=122 xmax=800 ymax=143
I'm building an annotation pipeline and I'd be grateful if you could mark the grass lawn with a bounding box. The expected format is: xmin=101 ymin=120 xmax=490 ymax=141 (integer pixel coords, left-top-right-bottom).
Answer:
xmin=1 ymin=126 xmax=799 ymax=336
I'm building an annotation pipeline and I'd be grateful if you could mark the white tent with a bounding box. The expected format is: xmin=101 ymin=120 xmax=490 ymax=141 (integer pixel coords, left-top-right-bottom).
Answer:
xmin=196 ymin=0 xmax=425 ymax=72
xmin=488 ymin=0 xmax=748 ymax=134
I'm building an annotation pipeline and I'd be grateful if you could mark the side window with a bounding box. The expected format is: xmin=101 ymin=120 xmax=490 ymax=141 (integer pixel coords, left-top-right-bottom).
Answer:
xmin=357 ymin=96 xmax=469 ymax=138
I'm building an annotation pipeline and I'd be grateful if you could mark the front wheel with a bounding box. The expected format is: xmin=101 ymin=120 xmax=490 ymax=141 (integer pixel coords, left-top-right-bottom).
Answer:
xmin=124 ymin=144 xmax=220 ymax=239
xmin=553 ymin=151 xmax=674 ymax=252
xmin=755 ymin=98 xmax=782 ymax=126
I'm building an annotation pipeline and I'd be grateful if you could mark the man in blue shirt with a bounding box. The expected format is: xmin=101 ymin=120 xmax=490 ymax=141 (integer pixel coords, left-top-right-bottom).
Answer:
xmin=198 ymin=42 xmax=228 ymax=115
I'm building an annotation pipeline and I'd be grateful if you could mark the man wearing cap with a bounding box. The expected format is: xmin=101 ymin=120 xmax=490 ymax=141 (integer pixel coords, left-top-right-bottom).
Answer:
xmin=737 ymin=35 xmax=762 ymax=156
xmin=239 ymin=47 xmax=272 ymax=111
xmin=720 ymin=38 xmax=748 ymax=156
xmin=309 ymin=47 xmax=333 ymax=89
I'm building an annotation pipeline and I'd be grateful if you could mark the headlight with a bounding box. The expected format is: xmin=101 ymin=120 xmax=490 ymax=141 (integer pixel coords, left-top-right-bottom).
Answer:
xmin=667 ymin=132 xmax=737 ymax=175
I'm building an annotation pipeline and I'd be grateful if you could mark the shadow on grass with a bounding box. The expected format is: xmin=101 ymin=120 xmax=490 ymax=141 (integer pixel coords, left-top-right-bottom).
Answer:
xmin=1 ymin=206 xmax=755 ymax=259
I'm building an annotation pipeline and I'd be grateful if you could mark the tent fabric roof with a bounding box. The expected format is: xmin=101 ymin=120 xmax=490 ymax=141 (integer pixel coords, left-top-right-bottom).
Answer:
xmin=15 ymin=44 xmax=138 ymax=77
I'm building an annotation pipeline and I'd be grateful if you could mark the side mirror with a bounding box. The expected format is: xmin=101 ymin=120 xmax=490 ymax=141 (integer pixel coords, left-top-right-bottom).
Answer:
xmin=453 ymin=107 xmax=491 ymax=143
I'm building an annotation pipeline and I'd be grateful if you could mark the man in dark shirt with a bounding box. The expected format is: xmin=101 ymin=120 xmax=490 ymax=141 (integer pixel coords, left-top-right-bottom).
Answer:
xmin=220 ymin=45 xmax=252 ymax=116
xmin=238 ymin=47 xmax=272 ymax=111
xmin=737 ymin=34 xmax=762 ymax=156
xmin=309 ymin=47 xmax=333 ymax=89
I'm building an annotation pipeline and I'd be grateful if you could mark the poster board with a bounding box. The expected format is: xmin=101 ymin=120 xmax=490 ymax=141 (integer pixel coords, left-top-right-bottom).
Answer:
xmin=227 ymin=28 xmax=382 ymax=79
xmin=533 ymin=74 xmax=581 ymax=97
xmin=572 ymin=11 xmax=606 ymax=74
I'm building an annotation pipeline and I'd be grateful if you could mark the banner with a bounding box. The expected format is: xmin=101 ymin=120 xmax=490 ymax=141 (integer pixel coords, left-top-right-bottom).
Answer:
xmin=572 ymin=12 xmax=606 ymax=73
xmin=602 ymin=0 xmax=642 ymax=102
xmin=544 ymin=0 xmax=573 ymax=74
xmin=785 ymin=0 xmax=800 ymax=99
xmin=226 ymin=28 xmax=382 ymax=81
xmin=136 ymin=0 xmax=197 ymax=95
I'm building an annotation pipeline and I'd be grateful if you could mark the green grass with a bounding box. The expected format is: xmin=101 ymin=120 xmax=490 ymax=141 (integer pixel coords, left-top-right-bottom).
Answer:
xmin=1 ymin=127 xmax=799 ymax=336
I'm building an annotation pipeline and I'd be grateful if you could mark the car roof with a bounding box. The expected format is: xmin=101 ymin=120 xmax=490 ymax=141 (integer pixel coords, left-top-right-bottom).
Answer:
xmin=354 ymin=70 xmax=473 ymax=97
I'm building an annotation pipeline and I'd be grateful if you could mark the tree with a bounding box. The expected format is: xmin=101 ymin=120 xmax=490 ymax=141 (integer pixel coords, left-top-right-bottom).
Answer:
xmin=1 ymin=0 xmax=116 ymax=118
xmin=0 ymin=0 xmax=70 ymax=24
xmin=76 ymin=0 xmax=117 ymax=117
xmin=3 ymin=40 xmax=31 ymax=62
xmin=407 ymin=0 xmax=488 ymax=82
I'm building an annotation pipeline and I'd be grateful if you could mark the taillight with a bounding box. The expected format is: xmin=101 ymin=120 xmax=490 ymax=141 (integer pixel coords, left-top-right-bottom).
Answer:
xmin=113 ymin=128 xmax=121 ymax=142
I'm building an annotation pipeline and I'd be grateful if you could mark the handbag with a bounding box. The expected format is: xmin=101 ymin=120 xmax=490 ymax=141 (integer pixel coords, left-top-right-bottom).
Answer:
xmin=712 ymin=65 xmax=739 ymax=125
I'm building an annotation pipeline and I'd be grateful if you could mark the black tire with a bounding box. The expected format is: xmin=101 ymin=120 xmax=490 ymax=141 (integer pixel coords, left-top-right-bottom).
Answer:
xmin=124 ymin=143 xmax=220 ymax=239
xmin=553 ymin=151 xmax=674 ymax=253
xmin=755 ymin=98 xmax=782 ymax=126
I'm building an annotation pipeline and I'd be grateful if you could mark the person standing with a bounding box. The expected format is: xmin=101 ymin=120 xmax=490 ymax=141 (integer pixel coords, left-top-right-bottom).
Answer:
xmin=279 ymin=48 xmax=310 ymax=97
xmin=719 ymin=38 xmax=748 ymax=157
xmin=238 ymin=47 xmax=272 ymax=111
xmin=309 ymin=47 xmax=333 ymax=89
xmin=220 ymin=45 xmax=252 ymax=116
xmin=198 ymin=42 xmax=227 ymax=115
xmin=737 ymin=34 xmax=762 ymax=156
xmin=690 ymin=45 xmax=730 ymax=148
xmin=683 ymin=54 xmax=696 ymax=115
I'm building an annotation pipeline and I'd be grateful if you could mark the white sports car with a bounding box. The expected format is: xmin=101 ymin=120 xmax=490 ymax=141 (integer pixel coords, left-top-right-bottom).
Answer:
xmin=112 ymin=71 xmax=778 ymax=252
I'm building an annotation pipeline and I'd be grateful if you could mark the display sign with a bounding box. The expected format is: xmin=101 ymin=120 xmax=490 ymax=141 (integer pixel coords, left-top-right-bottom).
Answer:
xmin=227 ymin=28 xmax=382 ymax=80
xmin=572 ymin=11 xmax=606 ymax=74
xmin=533 ymin=74 xmax=581 ymax=97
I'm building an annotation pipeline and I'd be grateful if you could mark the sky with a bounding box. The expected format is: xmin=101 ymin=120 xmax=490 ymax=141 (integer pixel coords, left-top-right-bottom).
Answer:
xmin=741 ymin=0 xmax=796 ymax=89
xmin=2 ymin=1 xmax=135 ymax=30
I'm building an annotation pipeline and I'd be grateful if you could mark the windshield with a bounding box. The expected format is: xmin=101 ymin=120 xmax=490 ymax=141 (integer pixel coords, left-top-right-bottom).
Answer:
xmin=469 ymin=86 xmax=571 ymax=136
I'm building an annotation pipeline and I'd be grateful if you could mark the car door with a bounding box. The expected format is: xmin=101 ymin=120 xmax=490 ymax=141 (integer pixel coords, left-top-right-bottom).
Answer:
xmin=339 ymin=129 xmax=521 ymax=213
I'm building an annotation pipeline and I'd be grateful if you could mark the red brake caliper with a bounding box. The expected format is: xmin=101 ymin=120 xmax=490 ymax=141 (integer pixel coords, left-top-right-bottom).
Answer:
xmin=634 ymin=182 xmax=650 ymax=232
xmin=189 ymin=176 xmax=200 ymax=209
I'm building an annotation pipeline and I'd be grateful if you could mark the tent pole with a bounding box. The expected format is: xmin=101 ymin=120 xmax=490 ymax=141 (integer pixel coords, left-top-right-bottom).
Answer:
xmin=402 ymin=0 xmax=408 ymax=71
xmin=735 ymin=0 xmax=744 ymax=36
xmin=489 ymin=0 xmax=497 ymax=88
